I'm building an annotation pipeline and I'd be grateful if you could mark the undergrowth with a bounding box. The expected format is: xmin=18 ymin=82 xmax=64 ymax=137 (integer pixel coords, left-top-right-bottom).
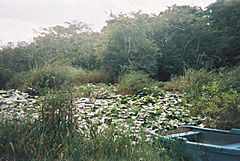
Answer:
xmin=6 ymin=65 xmax=111 ymax=94
xmin=165 ymin=66 xmax=240 ymax=129
xmin=117 ymin=71 xmax=161 ymax=95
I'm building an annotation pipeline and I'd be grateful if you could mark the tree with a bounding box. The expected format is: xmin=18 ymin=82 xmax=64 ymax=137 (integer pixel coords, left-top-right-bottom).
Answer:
xmin=98 ymin=13 xmax=161 ymax=82
xmin=32 ymin=21 xmax=100 ymax=70
xmin=149 ymin=5 xmax=218 ymax=76
xmin=205 ymin=0 xmax=240 ymax=66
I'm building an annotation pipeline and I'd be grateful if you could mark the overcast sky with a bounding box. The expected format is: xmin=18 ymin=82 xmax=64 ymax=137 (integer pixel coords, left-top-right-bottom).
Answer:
xmin=0 ymin=0 xmax=216 ymax=44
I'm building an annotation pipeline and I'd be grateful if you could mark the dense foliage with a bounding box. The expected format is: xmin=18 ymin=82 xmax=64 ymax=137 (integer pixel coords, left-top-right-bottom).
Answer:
xmin=165 ymin=66 xmax=240 ymax=129
xmin=0 ymin=0 xmax=240 ymax=160
xmin=1 ymin=0 xmax=240 ymax=88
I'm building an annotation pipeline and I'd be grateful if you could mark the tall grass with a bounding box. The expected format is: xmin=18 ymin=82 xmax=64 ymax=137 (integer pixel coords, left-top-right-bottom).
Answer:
xmin=0 ymin=87 xmax=77 ymax=160
xmin=1 ymin=122 xmax=186 ymax=161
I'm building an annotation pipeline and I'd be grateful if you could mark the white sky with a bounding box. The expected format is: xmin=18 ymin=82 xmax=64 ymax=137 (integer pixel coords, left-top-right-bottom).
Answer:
xmin=0 ymin=0 xmax=216 ymax=44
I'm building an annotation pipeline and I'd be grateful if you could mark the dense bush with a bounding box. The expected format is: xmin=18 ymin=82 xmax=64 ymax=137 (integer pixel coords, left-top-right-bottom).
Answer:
xmin=6 ymin=65 xmax=111 ymax=93
xmin=166 ymin=67 xmax=240 ymax=129
xmin=0 ymin=67 xmax=15 ymax=89
xmin=5 ymin=71 xmax=29 ymax=90
xmin=164 ymin=69 xmax=217 ymax=93
xmin=117 ymin=71 xmax=157 ymax=95
xmin=6 ymin=65 xmax=72 ymax=93
xmin=219 ymin=66 xmax=240 ymax=92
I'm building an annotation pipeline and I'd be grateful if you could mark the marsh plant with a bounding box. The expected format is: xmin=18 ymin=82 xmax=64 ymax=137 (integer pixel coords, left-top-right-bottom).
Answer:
xmin=0 ymin=85 xmax=190 ymax=160
xmin=0 ymin=86 xmax=78 ymax=160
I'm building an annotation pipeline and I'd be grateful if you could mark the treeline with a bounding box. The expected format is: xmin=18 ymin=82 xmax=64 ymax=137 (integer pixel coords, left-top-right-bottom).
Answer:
xmin=0 ymin=0 xmax=240 ymax=89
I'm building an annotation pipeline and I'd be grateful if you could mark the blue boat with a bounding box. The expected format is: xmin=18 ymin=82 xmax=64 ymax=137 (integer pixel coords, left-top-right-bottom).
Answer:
xmin=152 ymin=126 xmax=240 ymax=161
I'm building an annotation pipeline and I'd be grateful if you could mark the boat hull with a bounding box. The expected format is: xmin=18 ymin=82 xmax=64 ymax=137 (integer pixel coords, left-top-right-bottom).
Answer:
xmin=185 ymin=141 xmax=240 ymax=161
xmin=155 ymin=126 xmax=240 ymax=161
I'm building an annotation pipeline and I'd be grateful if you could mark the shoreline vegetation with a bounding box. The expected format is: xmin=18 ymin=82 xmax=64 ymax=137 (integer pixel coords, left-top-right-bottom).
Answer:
xmin=0 ymin=0 xmax=240 ymax=160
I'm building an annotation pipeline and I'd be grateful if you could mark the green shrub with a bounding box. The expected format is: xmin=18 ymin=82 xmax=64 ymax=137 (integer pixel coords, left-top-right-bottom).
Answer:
xmin=69 ymin=69 xmax=112 ymax=84
xmin=167 ymin=67 xmax=240 ymax=129
xmin=117 ymin=71 xmax=156 ymax=95
xmin=164 ymin=69 xmax=217 ymax=94
xmin=6 ymin=65 xmax=73 ymax=93
xmin=0 ymin=67 xmax=15 ymax=89
xmin=218 ymin=66 xmax=240 ymax=92
xmin=6 ymin=65 xmax=112 ymax=93
xmin=5 ymin=71 xmax=31 ymax=91
xmin=28 ymin=65 xmax=76 ymax=91
xmin=86 ymin=69 xmax=112 ymax=83
xmin=193 ymin=90 xmax=240 ymax=129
